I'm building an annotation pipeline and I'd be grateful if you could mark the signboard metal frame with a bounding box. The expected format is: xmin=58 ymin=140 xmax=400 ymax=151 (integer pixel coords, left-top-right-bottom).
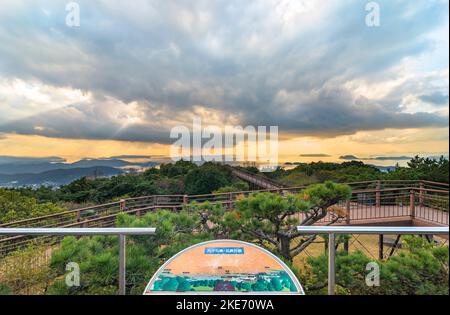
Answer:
xmin=144 ymin=239 xmax=305 ymax=295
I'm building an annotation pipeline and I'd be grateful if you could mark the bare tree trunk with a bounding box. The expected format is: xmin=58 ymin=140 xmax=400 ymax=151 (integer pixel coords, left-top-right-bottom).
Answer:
xmin=279 ymin=236 xmax=291 ymax=261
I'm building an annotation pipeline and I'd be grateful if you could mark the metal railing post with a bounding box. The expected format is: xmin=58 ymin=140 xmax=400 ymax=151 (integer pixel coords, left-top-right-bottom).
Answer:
xmin=119 ymin=234 xmax=126 ymax=295
xmin=328 ymin=233 xmax=336 ymax=295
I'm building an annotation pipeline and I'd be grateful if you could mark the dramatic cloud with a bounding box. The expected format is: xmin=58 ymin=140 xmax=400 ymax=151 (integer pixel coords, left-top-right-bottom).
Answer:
xmin=0 ymin=0 xmax=448 ymax=144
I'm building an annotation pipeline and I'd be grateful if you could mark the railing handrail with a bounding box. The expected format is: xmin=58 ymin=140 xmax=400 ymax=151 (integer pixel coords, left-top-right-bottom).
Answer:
xmin=0 ymin=227 xmax=156 ymax=236
xmin=296 ymin=226 xmax=449 ymax=235
xmin=420 ymin=180 xmax=449 ymax=187
xmin=352 ymin=186 xmax=449 ymax=194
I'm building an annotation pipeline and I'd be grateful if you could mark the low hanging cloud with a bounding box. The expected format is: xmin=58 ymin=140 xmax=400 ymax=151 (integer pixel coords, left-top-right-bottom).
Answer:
xmin=419 ymin=92 xmax=449 ymax=106
xmin=0 ymin=0 xmax=448 ymax=144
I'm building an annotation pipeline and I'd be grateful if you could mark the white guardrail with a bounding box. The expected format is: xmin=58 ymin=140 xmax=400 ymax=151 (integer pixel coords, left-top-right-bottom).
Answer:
xmin=0 ymin=228 xmax=156 ymax=295
xmin=296 ymin=226 xmax=450 ymax=295
xmin=0 ymin=226 xmax=448 ymax=295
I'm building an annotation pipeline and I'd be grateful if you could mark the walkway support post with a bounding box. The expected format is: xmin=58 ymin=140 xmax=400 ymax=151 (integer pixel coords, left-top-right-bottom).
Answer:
xmin=228 ymin=193 xmax=234 ymax=209
xmin=344 ymin=200 xmax=350 ymax=252
xmin=154 ymin=196 xmax=159 ymax=211
xmin=76 ymin=210 xmax=81 ymax=226
xmin=419 ymin=182 xmax=424 ymax=206
xmin=119 ymin=234 xmax=126 ymax=295
xmin=376 ymin=181 xmax=381 ymax=208
xmin=120 ymin=199 xmax=126 ymax=212
xmin=410 ymin=190 xmax=416 ymax=219
xmin=328 ymin=233 xmax=336 ymax=295
xmin=345 ymin=200 xmax=351 ymax=225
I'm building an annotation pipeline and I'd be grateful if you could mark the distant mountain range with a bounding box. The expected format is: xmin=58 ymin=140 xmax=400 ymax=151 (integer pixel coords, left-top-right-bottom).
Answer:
xmin=0 ymin=158 xmax=158 ymax=175
xmin=339 ymin=155 xmax=413 ymax=161
xmin=0 ymin=156 xmax=160 ymax=188
xmin=0 ymin=166 xmax=123 ymax=188
xmin=0 ymin=155 xmax=66 ymax=165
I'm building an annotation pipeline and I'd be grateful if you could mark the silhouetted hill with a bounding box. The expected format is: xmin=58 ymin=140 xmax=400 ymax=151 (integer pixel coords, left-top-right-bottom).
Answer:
xmin=339 ymin=155 xmax=359 ymax=160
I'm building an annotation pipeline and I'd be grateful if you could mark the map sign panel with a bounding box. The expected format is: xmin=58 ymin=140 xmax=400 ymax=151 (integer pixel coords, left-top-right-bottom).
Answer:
xmin=144 ymin=240 xmax=304 ymax=295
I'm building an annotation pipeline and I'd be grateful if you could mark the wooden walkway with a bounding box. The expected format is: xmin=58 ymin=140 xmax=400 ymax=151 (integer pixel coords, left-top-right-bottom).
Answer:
xmin=228 ymin=168 xmax=449 ymax=227
xmin=230 ymin=167 xmax=449 ymax=226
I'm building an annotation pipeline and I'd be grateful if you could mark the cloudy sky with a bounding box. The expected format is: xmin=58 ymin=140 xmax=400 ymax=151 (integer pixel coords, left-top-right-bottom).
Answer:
xmin=0 ymin=0 xmax=448 ymax=162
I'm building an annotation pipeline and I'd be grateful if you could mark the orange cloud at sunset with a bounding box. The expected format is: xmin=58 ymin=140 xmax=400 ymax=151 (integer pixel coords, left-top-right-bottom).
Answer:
xmin=1 ymin=126 xmax=447 ymax=164
xmin=0 ymin=134 xmax=169 ymax=162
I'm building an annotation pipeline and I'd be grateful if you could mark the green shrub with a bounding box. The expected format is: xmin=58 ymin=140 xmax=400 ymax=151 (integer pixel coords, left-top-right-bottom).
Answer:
xmin=302 ymin=236 xmax=449 ymax=295
xmin=0 ymin=283 xmax=11 ymax=295
xmin=0 ymin=189 xmax=64 ymax=223
xmin=0 ymin=245 xmax=52 ymax=294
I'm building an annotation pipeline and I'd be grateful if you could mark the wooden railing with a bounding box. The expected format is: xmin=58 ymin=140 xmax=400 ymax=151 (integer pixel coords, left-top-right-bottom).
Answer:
xmin=0 ymin=180 xmax=448 ymax=256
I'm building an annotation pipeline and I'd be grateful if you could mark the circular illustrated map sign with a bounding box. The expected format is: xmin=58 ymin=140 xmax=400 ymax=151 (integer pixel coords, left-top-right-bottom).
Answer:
xmin=144 ymin=240 xmax=304 ymax=295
